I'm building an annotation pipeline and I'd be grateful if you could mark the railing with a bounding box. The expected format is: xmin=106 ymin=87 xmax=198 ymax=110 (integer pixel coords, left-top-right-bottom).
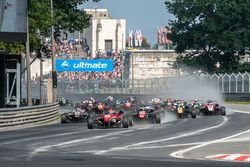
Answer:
xmin=0 ymin=103 xmax=60 ymax=131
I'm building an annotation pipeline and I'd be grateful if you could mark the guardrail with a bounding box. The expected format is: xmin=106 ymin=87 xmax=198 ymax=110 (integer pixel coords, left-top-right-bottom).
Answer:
xmin=0 ymin=103 xmax=60 ymax=131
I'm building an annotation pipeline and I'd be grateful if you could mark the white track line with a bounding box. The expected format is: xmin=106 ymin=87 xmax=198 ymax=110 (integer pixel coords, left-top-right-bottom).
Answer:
xmin=29 ymin=129 xmax=134 ymax=158
xmin=170 ymin=110 xmax=250 ymax=159
xmin=126 ymin=117 xmax=228 ymax=147
xmin=246 ymin=157 xmax=250 ymax=161
xmin=93 ymin=116 xmax=228 ymax=155
xmin=223 ymin=154 xmax=242 ymax=160
xmin=1 ymin=131 xmax=89 ymax=145
xmin=231 ymin=109 xmax=250 ymax=114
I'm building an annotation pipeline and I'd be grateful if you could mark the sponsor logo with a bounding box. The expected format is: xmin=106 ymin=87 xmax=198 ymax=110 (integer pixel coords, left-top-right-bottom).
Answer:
xmin=61 ymin=60 xmax=70 ymax=70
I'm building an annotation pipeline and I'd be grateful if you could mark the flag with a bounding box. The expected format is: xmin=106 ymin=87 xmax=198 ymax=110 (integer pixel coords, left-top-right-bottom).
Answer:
xmin=134 ymin=30 xmax=139 ymax=47
xmin=129 ymin=30 xmax=133 ymax=47
xmin=161 ymin=27 xmax=167 ymax=45
xmin=138 ymin=30 xmax=143 ymax=47
xmin=157 ymin=27 xmax=161 ymax=44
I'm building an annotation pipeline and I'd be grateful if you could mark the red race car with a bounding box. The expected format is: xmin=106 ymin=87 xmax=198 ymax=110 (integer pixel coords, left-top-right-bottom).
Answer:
xmin=199 ymin=100 xmax=226 ymax=116
xmin=87 ymin=106 xmax=132 ymax=129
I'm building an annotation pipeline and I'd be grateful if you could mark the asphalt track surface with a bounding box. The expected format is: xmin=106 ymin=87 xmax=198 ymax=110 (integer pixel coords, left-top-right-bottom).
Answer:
xmin=0 ymin=104 xmax=250 ymax=167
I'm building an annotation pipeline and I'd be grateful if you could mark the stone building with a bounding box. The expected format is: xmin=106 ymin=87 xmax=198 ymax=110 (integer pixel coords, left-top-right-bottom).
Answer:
xmin=83 ymin=9 xmax=126 ymax=57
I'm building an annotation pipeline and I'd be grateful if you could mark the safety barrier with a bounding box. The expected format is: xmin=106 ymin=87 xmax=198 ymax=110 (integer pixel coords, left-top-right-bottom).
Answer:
xmin=0 ymin=103 xmax=60 ymax=131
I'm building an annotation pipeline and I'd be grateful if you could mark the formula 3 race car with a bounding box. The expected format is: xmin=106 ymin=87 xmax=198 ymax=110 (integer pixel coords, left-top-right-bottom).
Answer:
xmin=61 ymin=107 xmax=89 ymax=123
xmin=134 ymin=105 xmax=162 ymax=123
xmin=58 ymin=97 xmax=73 ymax=107
xmin=87 ymin=106 xmax=132 ymax=129
xmin=172 ymin=100 xmax=197 ymax=119
xmin=199 ymin=100 xmax=226 ymax=116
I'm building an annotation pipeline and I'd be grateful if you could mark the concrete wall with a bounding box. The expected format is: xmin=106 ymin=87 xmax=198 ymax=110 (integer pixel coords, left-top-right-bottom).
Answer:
xmin=129 ymin=50 xmax=179 ymax=80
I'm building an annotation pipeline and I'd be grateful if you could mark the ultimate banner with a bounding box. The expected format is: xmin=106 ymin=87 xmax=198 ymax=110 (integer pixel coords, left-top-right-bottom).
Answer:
xmin=55 ymin=59 xmax=114 ymax=72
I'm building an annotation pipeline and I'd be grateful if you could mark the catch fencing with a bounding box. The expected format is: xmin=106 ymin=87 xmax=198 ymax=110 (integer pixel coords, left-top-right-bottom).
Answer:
xmin=56 ymin=78 xmax=168 ymax=95
xmin=22 ymin=72 xmax=250 ymax=100
xmin=199 ymin=72 xmax=250 ymax=93
xmin=56 ymin=72 xmax=250 ymax=94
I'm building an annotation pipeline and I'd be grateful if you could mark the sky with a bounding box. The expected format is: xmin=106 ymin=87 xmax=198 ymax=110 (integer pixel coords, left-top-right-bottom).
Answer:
xmin=79 ymin=0 xmax=174 ymax=45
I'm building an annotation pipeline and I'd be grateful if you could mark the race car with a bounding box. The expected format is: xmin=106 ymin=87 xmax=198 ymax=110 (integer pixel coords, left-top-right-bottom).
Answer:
xmin=133 ymin=103 xmax=163 ymax=124
xmin=199 ymin=100 xmax=226 ymax=116
xmin=87 ymin=106 xmax=132 ymax=129
xmin=61 ymin=107 xmax=88 ymax=123
xmin=171 ymin=100 xmax=197 ymax=119
xmin=58 ymin=97 xmax=73 ymax=106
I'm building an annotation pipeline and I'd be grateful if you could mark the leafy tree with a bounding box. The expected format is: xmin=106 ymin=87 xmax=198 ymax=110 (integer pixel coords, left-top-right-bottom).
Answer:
xmin=237 ymin=62 xmax=250 ymax=73
xmin=141 ymin=37 xmax=151 ymax=49
xmin=0 ymin=42 xmax=25 ymax=54
xmin=165 ymin=0 xmax=250 ymax=73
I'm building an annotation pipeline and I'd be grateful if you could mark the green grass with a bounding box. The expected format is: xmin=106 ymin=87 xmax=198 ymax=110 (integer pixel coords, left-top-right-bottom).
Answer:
xmin=224 ymin=100 xmax=250 ymax=105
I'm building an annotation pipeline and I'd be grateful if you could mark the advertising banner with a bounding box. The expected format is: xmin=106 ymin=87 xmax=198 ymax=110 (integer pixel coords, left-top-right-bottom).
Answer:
xmin=55 ymin=59 xmax=114 ymax=72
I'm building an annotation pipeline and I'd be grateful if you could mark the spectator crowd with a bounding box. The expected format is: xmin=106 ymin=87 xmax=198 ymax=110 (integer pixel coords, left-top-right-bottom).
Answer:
xmin=42 ymin=37 xmax=79 ymax=59
xmin=41 ymin=37 xmax=127 ymax=81
xmin=57 ymin=49 xmax=125 ymax=81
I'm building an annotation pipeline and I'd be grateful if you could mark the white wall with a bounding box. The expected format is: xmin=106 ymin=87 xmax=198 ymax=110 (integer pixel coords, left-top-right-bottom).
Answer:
xmin=84 ymin=18 xmax=126 ymax=57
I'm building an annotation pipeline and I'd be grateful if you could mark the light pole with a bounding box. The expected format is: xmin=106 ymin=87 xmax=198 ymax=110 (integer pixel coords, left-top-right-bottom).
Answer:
xmin=40 ymin=57 xmax=44 ymax=104
xmin=50 ymin=0 xmax=56 ymax=102
xmin=26 ymin=8 xmax=32 ymax=106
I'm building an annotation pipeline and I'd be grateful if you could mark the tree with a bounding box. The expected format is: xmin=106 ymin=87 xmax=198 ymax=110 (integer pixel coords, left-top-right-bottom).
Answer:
xmin=0 ymin=42 xmax=25 ymax=54
xmin=165 ymin=0 xmax=250 ymax=73
xmin=141 ymin=37 xmax=151 ymax=49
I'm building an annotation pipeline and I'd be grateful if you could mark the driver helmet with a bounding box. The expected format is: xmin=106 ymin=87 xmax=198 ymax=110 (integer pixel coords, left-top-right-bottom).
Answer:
xmin=108 ymin=108 xmax=115 ymax=114
xmin=97 ymin=103 xmax=104 ymax=110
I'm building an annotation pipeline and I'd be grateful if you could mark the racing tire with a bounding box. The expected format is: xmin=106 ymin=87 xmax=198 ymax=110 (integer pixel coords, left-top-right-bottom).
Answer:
xmin=61 ymin=114 xmax=71 ymax=123
xmin=87 ymin=117 xmax=94 ymax=129
xmin=177 ymin=113 xmax=182 ymax=119
xmin=104 ymin=122 xmax=110 ymax=129
xmin=61 ymin=114 xmax=67 ymax=123
xmin=122 ymin=118 xmax=129 ymax=128
xmin=191 ymin=110 xmax=196 ymax=119
xmin=74 ymin=117 xmax=79 ymax=123
xmin=129 ymin=117 xmax=134 ymax=127
xmin=221 ymin=107 xmax=226 ymax=116
xmin=155 ymin=114 xmax=161 ymax=124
